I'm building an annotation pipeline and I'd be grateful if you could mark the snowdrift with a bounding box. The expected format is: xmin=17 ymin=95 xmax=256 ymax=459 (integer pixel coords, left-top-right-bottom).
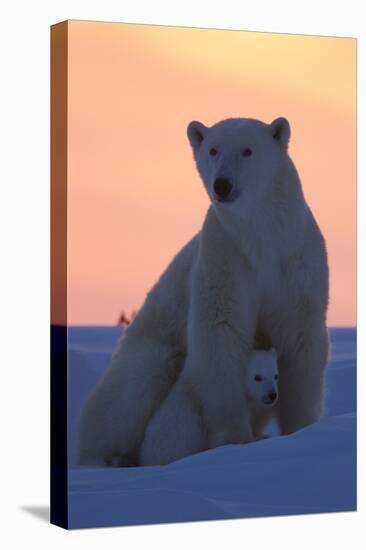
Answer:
xmin=67 ymin=327 xmax=356 ymax=529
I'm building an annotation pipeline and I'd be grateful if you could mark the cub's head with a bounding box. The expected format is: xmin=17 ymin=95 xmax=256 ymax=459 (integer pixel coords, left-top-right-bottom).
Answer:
xmin=246 ymin=348 xmax=279 ymax=406
xmin=187 ymin=117 xmax=290 ymax=218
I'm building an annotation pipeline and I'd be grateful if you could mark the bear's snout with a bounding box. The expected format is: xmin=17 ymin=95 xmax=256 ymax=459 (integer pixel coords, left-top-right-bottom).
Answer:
xmin=262 ymin=391 xmax=278 ymax=405
xmin=268 ymin=391 xmax=277 ymax=403
xmin=213 ymin=177 xmax=233 ymax=201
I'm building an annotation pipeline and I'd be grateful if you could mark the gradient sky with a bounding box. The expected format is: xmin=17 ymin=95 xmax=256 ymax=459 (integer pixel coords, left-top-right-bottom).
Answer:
xmin=67 ymin=21 xmax=356 ymax=326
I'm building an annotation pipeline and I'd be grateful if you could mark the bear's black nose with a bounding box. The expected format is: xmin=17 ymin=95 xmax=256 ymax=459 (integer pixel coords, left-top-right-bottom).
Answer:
xmin=268 ymin=391 xmax=277 ymax=402
xmin=213 ymin=177 xmax=232 ymax=200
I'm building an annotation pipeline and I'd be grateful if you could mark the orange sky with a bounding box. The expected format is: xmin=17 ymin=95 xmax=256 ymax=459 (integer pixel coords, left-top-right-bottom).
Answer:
xmin=67 ymin=21 xmax=356 ymax=326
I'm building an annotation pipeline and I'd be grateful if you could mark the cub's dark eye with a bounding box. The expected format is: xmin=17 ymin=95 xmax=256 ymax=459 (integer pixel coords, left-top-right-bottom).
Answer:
xmin=275 ymin=374 xmax=278 ymax=380
xmin=254 ymin=375 xmax=263 ymax=382
xmin=209 ymin=148 xmax=217 ymax=156
xmin=242 ymin=148 xmax=252 ymax=157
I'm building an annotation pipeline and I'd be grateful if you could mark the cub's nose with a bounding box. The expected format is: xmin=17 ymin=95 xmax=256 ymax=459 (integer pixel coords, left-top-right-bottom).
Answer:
xmin=213 ymin=177 xmax=232 ymax=200
xmin=268 ymin=391 xmax=278 ymax=403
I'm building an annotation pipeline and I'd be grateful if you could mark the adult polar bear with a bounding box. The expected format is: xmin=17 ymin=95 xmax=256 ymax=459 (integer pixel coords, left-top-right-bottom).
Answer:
xmin=78 ymin=117 xmax=329 ymax=466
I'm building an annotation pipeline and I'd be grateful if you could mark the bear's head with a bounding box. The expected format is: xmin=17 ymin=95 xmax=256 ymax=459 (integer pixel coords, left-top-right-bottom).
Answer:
xmin=245 ymin=348 xmax=279 ymax=406
xmin=187 ymin=117 xmax=291 ymax=220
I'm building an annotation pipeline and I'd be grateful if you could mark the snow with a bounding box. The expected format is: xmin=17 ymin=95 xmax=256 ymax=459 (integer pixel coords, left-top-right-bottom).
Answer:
xmin=67 ymin=327 xmax=356 ymax=529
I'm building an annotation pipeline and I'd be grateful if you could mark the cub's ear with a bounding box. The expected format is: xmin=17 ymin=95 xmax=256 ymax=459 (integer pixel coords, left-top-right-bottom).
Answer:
xmin=187 ymin=120 xmax=208 ymax=153
xmin=269 ymin=117 xmax=290 ymax=148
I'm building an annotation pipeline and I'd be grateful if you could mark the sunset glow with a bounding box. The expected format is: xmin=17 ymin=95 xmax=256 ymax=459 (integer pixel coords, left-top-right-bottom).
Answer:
xmin=67 ymin=21 xmax=356 ymax=326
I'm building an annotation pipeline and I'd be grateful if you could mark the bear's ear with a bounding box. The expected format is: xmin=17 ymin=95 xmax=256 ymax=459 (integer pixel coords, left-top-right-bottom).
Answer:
xmin=187 ymin=120 xmax=208 ymax=153
xmin=269 ymin=117 xmax=291 ymax=148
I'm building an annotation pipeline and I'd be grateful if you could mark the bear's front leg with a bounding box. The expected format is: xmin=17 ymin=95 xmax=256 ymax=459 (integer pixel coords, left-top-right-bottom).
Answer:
xmin=182 ymin=268 xmax=257 ymax=449
xmin=276 ymin=324 xmax=329 ymax=435
xmin=182 ymin=320 xmax=255 ymax=449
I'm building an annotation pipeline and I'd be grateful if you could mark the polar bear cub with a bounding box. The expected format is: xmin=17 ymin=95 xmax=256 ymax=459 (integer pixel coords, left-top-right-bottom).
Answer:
xmin=139 ymin=348 xmax=279 ymax=466
xmin=245 ymin=348 xmax=278 ymax=440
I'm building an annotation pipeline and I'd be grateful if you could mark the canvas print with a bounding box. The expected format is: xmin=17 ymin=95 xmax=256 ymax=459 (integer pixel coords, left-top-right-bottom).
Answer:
xmin=51 ymin=20 xmax=356 ymax=529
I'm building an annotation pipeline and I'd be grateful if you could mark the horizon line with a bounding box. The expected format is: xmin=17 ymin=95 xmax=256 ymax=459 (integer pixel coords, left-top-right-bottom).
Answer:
xmin=52 ymin=324 xmax=357 ymax=330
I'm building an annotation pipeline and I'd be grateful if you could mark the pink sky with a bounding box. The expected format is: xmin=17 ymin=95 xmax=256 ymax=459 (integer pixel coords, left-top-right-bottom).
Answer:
xmin=67 ymin=21 xmax=356 ymax=326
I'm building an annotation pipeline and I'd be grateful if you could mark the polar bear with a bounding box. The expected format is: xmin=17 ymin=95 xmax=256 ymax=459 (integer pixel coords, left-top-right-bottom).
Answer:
xmin=139 ymin=348 xmax=279 ymax=466
xmin=245 ymin=348 xmax=278 ymax=440
xmin=78 ymin=116 xmax=329 ymax=467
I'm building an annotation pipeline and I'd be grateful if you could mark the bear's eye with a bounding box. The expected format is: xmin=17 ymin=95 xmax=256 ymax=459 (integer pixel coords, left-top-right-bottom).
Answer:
xmin=275 ymin=374 xmax=278 ymax=380
xmin=209 ymin=147 xmax=217 ymax=156
xmin=242 ymin=148 xmax=252 ymax=157
xmin=254 ymin=375 xmax=263 ymax=382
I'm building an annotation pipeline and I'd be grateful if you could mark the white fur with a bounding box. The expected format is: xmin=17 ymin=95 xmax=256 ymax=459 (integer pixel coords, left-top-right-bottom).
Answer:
xmin=139 ymin=377 xmax=206 ymax=466
xmin=78 ymin=117 xmax=329 ymax=466
xmin=245 ymin=349 xmax=279 ymax=440
xmin=139 ymin=349 xmax=279 ymax=466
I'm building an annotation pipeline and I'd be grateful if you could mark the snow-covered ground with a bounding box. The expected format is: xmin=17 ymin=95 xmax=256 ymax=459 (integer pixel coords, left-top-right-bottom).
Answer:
xmin=67 ymin=327 xmax=356 ymax=529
